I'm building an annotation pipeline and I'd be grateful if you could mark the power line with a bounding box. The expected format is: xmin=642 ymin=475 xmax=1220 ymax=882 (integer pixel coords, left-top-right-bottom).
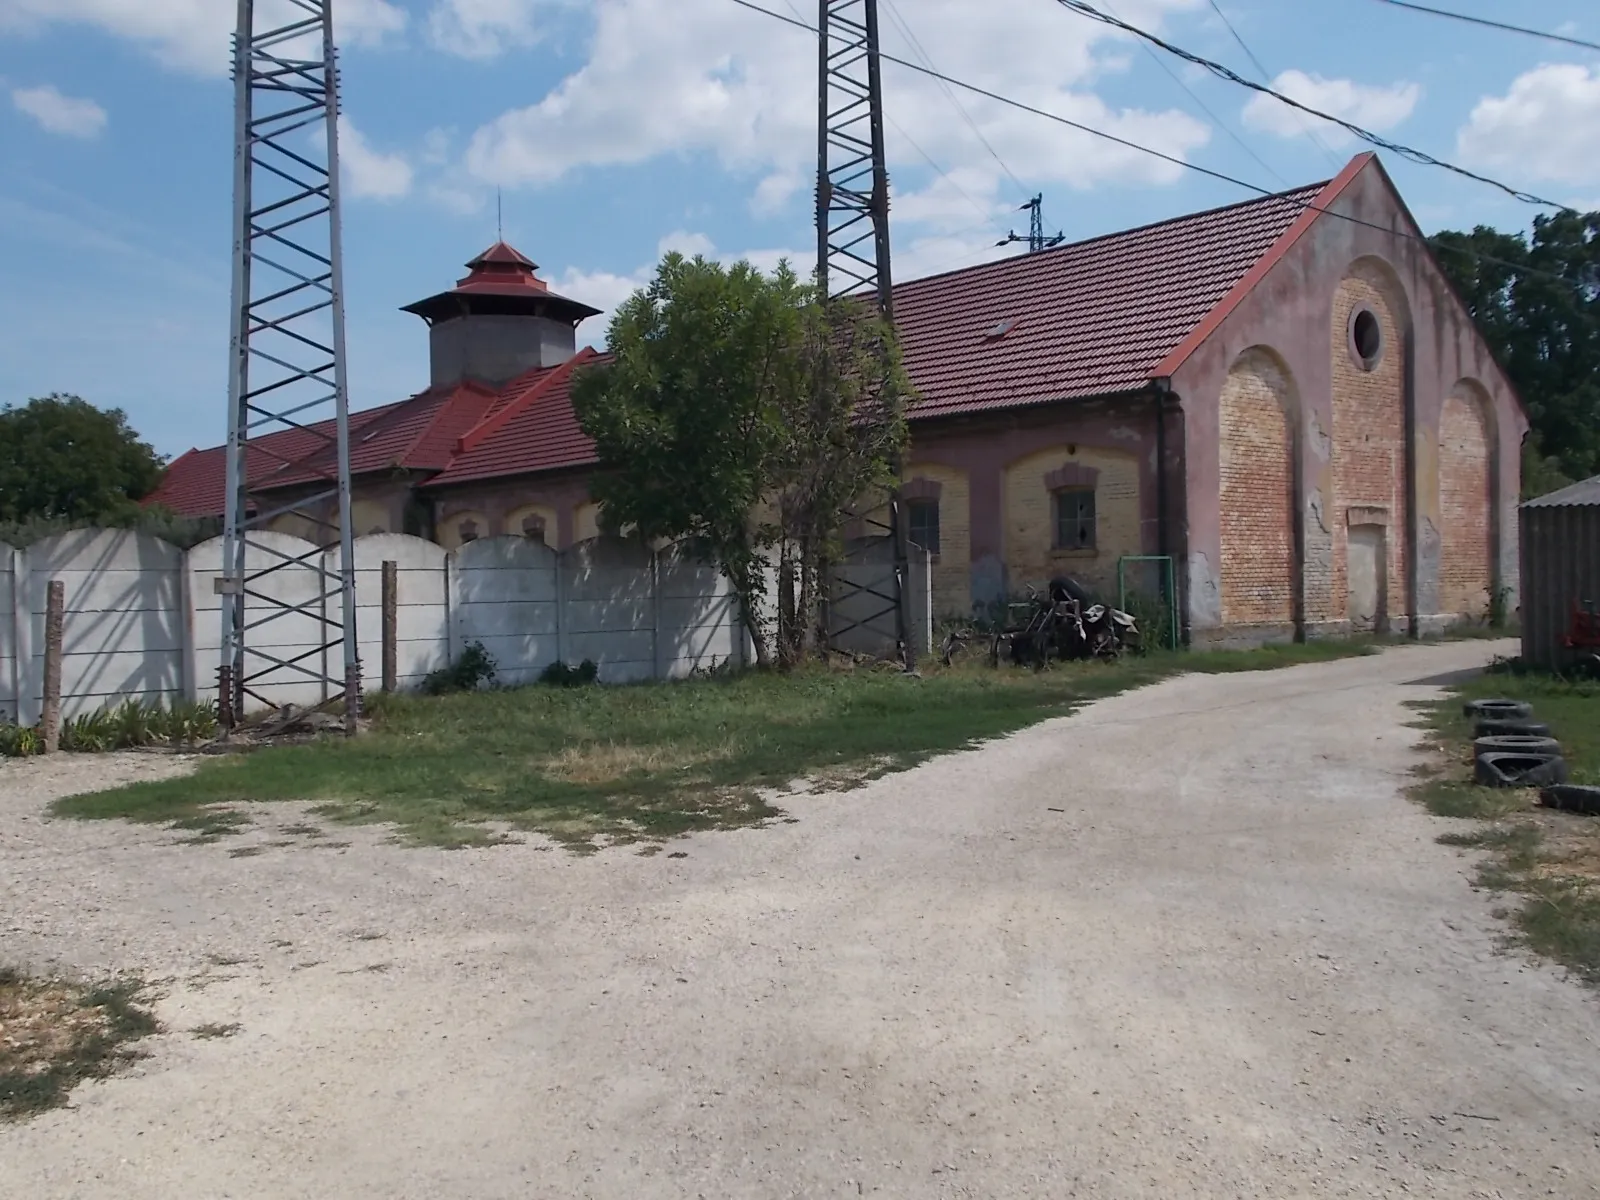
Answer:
xmin=723 ymin=0 xmax=1591 ymax=295
xmin=1372 ymin=0 xmax=1600 ymax=54
xmin=1096 ymin=0 xmax=1293 ymax=187
xmin=880 ymin=0 xmax=1031 ymax=200
xmin=1204 ymin=0 xmax=1343 ymax=170
xmin=1050 ymin=0 xmax=1574 ymax=210
xmin=779 ymin=0 xmax=1005 ymax=235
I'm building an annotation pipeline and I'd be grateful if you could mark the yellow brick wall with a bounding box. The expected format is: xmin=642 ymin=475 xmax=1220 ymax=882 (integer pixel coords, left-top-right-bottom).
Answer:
xmin=1219 ymin=348 xmax=1295 ymax=626
xmin=1438 ymin=382 xmax=1492 ymax=618
xmin=906 ymin=462 xmax=971 ymax=618
xmin=505 ymin=502 xmax=560 ymax=545
xmin=1328 ymin=265 xmax=1409 ymax=624
xmin=351 ymin=498 xmax=391 ymax=536
xmin=437 ymin=509 xmax=490 ymax=550
xmin=1003 ymin=444 xmax=1140 ymax=596
xmin=573 ymin=501 xmax=602 ymax=542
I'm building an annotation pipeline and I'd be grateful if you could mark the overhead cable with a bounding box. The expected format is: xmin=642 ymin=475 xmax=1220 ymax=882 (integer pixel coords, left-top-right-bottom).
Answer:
xmin=1372 ymin=0 xmax=1600 ymax=54
xmin=1204 ymin=0 xmax=1343 ymax=170
xmin=1051 ymin=0 xmax=1574 ymax=210
xmin=723 ymin=0 xmax=1591 ymax=294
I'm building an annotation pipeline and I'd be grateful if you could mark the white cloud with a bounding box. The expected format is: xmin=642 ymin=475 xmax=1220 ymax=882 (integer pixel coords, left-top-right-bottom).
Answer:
xmin=552 ymin=232 xmax=813 ymax=345
xmin=656 ymin=229 xmax=716 ymax=258
xmin=427 ymin=0 xmax=560 ymax=58
xmin=1241 ymin=69 xmax=1420 ymax=147
xmin=11 ymin=84 xmax=106 ymax=138
xmin=553 ymin=221 xmax=1019 ymax=350
xmin=0 ymin=0 xmax=406 ymax=77
xmin=1456 ymin=64 xmax=1600 ymax=187
xmin=338 ymin=120 xmax=413 ymax=200
xmin=751 ymin=169 xmax=803 ymax=217
xmin=463 ymin=0 xmax=1210 ymax=223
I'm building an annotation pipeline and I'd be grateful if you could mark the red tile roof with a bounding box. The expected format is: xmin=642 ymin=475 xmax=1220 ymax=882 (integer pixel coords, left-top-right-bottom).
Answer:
xmin=148 ymin=165 xmax=1360 ymax=514
xmin=427 ymin=350 xmax=605 ymax=487
xmin=145 ymin=399 xmax=411 ymax=516
xmin=893 ymin=176 xmax=1333 ymax=420
xmin=401 ymin=239 xmax=600 ymax=325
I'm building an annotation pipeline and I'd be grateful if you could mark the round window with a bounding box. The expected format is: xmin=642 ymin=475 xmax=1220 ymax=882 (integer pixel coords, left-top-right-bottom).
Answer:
xmin=1351 ymin=308 xmax=1382 ymax=370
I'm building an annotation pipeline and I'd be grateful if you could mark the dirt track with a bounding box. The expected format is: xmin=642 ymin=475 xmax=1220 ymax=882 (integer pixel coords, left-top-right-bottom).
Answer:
xmin=3 ymin=639 xmax=1598 ymax=1198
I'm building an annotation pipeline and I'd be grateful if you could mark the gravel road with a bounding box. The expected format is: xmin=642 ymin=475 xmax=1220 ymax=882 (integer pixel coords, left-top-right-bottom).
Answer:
xmin=3 ymin=639 xmax=1598 ymax=1198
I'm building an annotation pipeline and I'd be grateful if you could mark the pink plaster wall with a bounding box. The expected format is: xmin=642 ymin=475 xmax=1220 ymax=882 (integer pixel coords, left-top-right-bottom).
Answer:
xmin=1168 ymin=157 xmax=1527 ymax=641
xmin=908 ymin=395 xmax=1169 ymax=609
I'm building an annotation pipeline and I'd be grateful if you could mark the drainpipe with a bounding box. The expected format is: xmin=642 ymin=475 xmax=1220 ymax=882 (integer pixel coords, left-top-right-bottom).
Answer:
xmin=1152 ymin=379 xmax=1171 ymax=558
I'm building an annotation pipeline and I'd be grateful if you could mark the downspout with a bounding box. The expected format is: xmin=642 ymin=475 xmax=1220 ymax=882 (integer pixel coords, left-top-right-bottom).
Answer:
xmin=1152 ymin=380 xmax=1170 ymax=558
xmin=1152 ymin=376 xmax=1188 ymax=646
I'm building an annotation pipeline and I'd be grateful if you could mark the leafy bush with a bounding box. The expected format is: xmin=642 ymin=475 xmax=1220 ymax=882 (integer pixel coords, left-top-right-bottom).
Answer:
xmin=0 ymin=506 xmax=220 ymax=550
xmin=421 ymin=642 xmax=499 ymax=695
xmin=0 ymin=722 xmax=42 ymax=757
xmin=162 ymin=700 xmax=219 ymax=744
xmin=538 ymin=659 xmax=599 ymax=687
xmin=1120 ymin=589 xmax=1177 ymax=651
xmin=109 ymin=698 xmax=158 ymax=747
xmin=61 ymin=709 xmax=116 ymax=752
xmin=0 ymin=697 xmax=218 ymax=757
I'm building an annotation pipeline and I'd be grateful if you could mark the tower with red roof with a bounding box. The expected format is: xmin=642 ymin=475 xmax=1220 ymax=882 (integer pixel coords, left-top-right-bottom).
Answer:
xmin=402 ymin=242 xmax=601 ymax=388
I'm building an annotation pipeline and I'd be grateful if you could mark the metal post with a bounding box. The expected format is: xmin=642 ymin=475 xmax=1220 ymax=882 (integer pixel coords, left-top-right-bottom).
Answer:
xmin=817 ymin=0 xmax=916 ymax=670
xmin=41 ymin=580 xmax=63 ymax=753
xmin=221 ymin=0 xmax=253 ymax=729
xmin=224 ymin=0 xmax=359 ymax=731
xmin=381 ymin=559 xmax=398 ymax=693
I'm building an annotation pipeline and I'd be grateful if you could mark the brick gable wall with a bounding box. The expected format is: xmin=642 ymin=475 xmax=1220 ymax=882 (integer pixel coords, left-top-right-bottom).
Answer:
xmin=1219 ymin=348 xmax=1296 ymax=627
xmin=1328 ymin=264 xmax=1409 ymax=627
xmin=1438 ymin=382 xmax=1493 ymax=618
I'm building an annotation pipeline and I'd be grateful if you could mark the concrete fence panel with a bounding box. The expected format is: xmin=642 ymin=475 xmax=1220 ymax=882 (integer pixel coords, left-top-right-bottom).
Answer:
xmin=562 ymin=537 xmax=656 ymax=683
xmin=828 ymin=536 xmax=933 ymax=658
xmin=453 ymin=535 xmax=560 ymax=687
xmin=1 ymin=543 xmax=17 ymax=722
xmin=188 ymin=531 xmax=333 ymax=713
xmin=655 ymin=542 xmax=744 ymax=677
xmin=20 ymin=530 xmax=185 ymax=722
xmin=348 ymin=534 xmax=449 ymax=692
xmin=0 ymin=526 xmax=929 ymax=725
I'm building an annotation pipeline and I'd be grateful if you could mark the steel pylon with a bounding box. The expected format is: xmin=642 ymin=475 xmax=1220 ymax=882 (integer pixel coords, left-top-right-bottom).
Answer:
xmin=221 ymin=0 xmax=359 ymax=731
xmin=816 ymin=0 xmax=916 ymax=670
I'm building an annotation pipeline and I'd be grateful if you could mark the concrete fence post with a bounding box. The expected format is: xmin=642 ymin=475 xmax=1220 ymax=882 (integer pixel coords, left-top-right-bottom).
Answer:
xmin=444 ymin=550 xmax=459 ymax=664
xmin=650 ymin=548 xmax=662 ymax=679
xmin=6 ymin=544 xmax=22 ymax=724
xmin=41 ymin=579 xmax=64 ymax=752
xmin=555 ymin=547 xmax=569 ymax=667
xmin=381 ymin=559 xmax=398 ymax=693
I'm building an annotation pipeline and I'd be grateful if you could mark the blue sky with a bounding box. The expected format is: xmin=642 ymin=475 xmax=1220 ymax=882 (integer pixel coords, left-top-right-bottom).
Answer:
xmin=2 ymin=0 xmax=1596 ymax=457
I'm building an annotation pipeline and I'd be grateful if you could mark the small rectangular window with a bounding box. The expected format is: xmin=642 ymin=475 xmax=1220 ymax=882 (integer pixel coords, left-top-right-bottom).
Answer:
xmin=907 ymin=499 xmax=940 ymax=556
xmin=1054 ymin=489 xmax=1096 ymax=551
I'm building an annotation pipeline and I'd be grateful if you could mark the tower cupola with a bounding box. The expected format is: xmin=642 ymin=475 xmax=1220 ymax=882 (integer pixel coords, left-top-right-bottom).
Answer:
xmin=402 ymin=242 xmax=601 ymax=387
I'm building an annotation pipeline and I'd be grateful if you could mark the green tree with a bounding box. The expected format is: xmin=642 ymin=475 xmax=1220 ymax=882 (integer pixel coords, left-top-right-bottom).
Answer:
xmin=571 ymin=254 xmax=803 ymax=665
xmin=1430 ymin=211 xmax=1600 ymax=494
xmin=0 ymin=394 xmax=164 ymax=523
xmin=771 ymin=298 xmax=909 ymax=664
xmin=571 ymin=254 xmax=909 ymax=668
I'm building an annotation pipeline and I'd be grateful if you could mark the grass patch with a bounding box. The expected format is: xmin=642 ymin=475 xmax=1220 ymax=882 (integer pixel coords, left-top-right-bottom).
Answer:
xmin=190 ymin=1022 xmax=240 ymax=1040
xmin=52 ymin=638 xmax=1389 ymax=852
xmin=0 ymin=970 xmax=157 ymax=1120
xmin=1412 ymin=664 xmax=1600 ymax=987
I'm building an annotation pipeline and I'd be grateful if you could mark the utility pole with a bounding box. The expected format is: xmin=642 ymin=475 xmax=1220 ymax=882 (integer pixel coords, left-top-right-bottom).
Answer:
xmin=997 ymin=194 xmax=1065 ymax=254
xmin=817 ymin=0 xmax=916 ymax=671
xmin=222 ymin=0 xmax=360 ymax=732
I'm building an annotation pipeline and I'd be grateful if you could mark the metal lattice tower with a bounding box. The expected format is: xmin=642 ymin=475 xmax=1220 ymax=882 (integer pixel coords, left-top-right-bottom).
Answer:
xmin=998 ymin=194 xmax=1065 ymax=254
xmin=221 ymin=0 xmax=359 ymax=731
xmin=817 ymin=0 xmax=915 ymax=670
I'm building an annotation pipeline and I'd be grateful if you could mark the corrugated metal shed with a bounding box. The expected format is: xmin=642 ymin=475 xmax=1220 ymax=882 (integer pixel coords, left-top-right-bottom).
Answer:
xmin=1520 ymin=474 xmax=1600 ymax=668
